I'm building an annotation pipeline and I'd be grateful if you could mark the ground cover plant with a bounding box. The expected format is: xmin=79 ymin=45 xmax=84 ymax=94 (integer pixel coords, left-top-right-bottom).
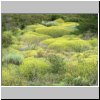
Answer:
xmin=2 ymin=14 xmax=98 ymax=86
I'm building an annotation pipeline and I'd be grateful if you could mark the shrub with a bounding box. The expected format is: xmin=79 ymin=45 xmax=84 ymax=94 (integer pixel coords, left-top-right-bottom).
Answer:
xmin=36 ymin=27 xmax=70 ymax=38
xmin=48 ymin=38 xmax=91 ymax=52
xmin=65 ymin=40 xmax=91 ymax=52
xmin=20 ymin=32 xmax=50 ymax=49
xmin=62 ymin=34 xmax=80 ymax=40
xmin=63 ymin=54 xmax=98 ymax=86
xmin=4 ymin=53 xmax=24 ymax=65
xmin=2 ymin=64 xmax=27 ymax=86
xmin=22 ymin=50 xmax=37 ymax=58
xmin=2 ymin=31 xmax=13 ymax=47
xmin=54 ymin=18 xmax=65 ymax=23
xmin=23 ymin=24 xmax=46 ymax=32
xmin=2 ymin=48 xmax=22 ymax=64
xmin=78 ymin=55 xmax=98 ymax=85
xmin=88 ymin=38 xmax=98 ymax=47
xmin=10 ymin=44 xmax=24 ymax=50
xmin=78 ymin=14 xmax=98 ymax=34
xmin=21 ymin=34 xmax=40 ymax=48
xmin=42 ymin=38 xmax=55 ymax=45
xmin=61 ymin=22 xmax=79 ymax=27
xmin=48 ymin=42 xmax=66 ymax=52
xmin=23 ymin=31 xmax=50 ymax=40
xmin=19 ymin=57 xmax=50 ymax=80
xmin=36 ymin=21 xmax=79 ymax=38
xmin=11 ymin=28 xmax=23 ymax=36
xmin=82 ymin=50 xmax=98 ymax=57
xmin=64 ymin=17 xmax=80 ymax=22
xmin=36 ymin=48 xmax=45 ymax=57
xmin=47 ymin=54 xmax=66 ymax=74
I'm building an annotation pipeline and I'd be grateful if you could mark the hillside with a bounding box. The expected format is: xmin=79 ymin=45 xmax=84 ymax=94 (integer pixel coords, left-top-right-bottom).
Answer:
xmin=2 ymin=14 xmax=98 ymax=86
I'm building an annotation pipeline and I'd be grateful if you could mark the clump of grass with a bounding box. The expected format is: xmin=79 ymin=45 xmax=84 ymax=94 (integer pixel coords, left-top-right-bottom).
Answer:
xmin=4 ymin=53 xmax=24 ymax=65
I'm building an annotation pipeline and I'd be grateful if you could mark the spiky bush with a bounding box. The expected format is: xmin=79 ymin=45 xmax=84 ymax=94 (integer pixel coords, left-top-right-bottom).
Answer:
xmin=4 ymin=53 xmax=24 ymax=65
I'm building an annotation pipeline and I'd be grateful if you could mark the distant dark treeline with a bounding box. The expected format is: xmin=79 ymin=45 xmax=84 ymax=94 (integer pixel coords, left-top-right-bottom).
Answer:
xmin=2 ymin=14 xmax=98 ymax=34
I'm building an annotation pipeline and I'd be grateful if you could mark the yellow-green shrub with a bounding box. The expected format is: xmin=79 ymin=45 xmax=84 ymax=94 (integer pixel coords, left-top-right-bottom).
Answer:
xmin=36 ymin=48 xmax=45 ymax=57
xmin=36 ymin=21 xmax=79 ymax=38
xmin=65 ymin=40 xmax=91 ymax=52
xmin=19 ymin=57 xmax=50 ymax=80
xmin=61 ymin=22 xmax=79 ymax=27
xmin=88 ymin=38 xmax=98 ymax=47
xmin=42 ymin=38 xmax=56 ymax=45
xmin=63 ymin=54 xmax=98 ymax=86
xmin=54 ymin=18 xmax=65 ymax=23
xmin=10 ymin=44 xmax=24 ymax=50
xmin=23 ymin=24 xmax=46 ymax=32
xmin=2 ymin=64 xmax=27 ymax=86
xmin=36 ymin=27 xmax=69 ymax=38
xmin=48 ymin=38 xmax=91 ymax=52
xmin=82 ymin=50 xmax=98 ymax=57
xmin=20 ymin=32 xmax=50 ymax=49
xmin=22 ymin=50 xmax=37 ymax=58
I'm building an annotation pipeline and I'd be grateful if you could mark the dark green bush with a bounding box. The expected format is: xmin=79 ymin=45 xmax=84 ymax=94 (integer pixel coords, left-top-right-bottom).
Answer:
xmin=78 ymin=14 xmax=98 ymax=34
xmin=47 ymin=54 xmax=66 ymax=74
xmin=2 ymin=31 xmax=13 ymax=47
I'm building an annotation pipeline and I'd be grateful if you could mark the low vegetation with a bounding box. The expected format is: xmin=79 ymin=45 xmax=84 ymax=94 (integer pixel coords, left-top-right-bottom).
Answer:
xmin=2 ymin=14 xmax=98 ymax=86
